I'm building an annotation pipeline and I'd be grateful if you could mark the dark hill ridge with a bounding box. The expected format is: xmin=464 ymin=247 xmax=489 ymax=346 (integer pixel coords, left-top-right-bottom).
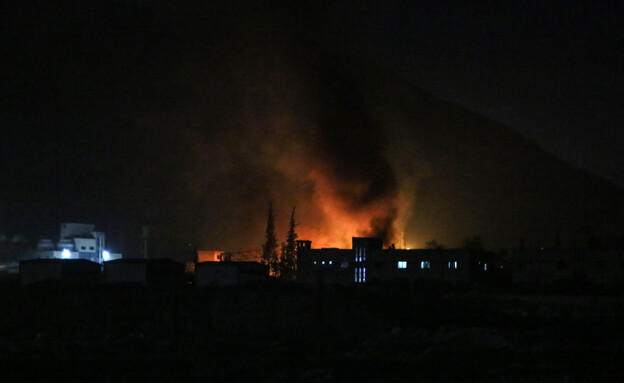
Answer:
xmin=357 ymin=66 xmax=624 ymax=249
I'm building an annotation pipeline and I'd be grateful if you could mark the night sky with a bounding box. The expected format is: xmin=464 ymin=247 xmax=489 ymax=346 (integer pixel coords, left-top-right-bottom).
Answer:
xmin=2 ymin=0 xmax=623 ymax=256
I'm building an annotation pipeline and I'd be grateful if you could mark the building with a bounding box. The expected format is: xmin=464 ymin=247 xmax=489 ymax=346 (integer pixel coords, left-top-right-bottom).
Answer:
xmin=21 ymin=223 xmax=122 ymax=263
xmin=195 ymin=261 xmax=269 ymax=287
xmin=197 ymin=250 xmax=224 ymax=262
xmin=510 ymin=248 xmax=624 ymax=288
xmin=297 ymin=237 xmax=492 ymax=286
xmin=195 ymin=249 xmax=262 ymax=263
xmin=19 ymin=258 xmax=101 ymax=285
xmin=103 ymin=258 xmax=185 ymax=286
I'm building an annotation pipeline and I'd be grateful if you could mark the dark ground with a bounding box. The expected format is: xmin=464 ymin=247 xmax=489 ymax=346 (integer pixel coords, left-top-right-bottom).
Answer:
xmin=1 ymin=279 xmax=623 ymax=382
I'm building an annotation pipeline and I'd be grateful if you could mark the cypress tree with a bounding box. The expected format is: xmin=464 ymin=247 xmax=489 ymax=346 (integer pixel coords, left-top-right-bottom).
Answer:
xmin=262 ymin=202 xmax=279 ymax=276
xmin=279 ymin=207 xmax=298 ymax=280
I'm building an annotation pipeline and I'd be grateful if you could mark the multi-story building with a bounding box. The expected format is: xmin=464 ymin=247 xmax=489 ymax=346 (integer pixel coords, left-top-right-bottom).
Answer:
xmin=21 ymin=223 xmax=122 ymax=264
xmin=297 ymin=237 xmax=492 ymax=285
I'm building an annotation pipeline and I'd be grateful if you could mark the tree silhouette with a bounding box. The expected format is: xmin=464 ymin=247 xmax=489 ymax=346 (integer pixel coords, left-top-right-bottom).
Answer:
xmin=261 ymin=202 xmax=279 ymax=276
xmin=279 ymin=207 xmax=298 ymax=280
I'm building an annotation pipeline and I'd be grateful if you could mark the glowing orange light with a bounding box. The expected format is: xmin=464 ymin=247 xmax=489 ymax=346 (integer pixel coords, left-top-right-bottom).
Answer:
xmin=299 ymin=168 xmax=406 ymax=248
xmin=197 ymin=250 xmax=223 ymax=262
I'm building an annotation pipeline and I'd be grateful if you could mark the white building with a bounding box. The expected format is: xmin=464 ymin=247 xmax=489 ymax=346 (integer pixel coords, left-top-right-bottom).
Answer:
xmin=22 ymin=223 xmax=122 ymax=264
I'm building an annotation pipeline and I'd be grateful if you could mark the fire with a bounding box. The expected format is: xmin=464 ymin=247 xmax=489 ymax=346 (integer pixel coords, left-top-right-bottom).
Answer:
xmin=299 ymin=168 xmax=406 ymax=248
xmin=197 ymin=250 xmax=223 ymax=262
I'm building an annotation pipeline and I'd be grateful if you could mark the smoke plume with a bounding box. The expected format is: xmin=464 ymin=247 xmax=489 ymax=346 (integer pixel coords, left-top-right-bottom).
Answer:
xmin=176 ymin=7 xmax=408 ymax=250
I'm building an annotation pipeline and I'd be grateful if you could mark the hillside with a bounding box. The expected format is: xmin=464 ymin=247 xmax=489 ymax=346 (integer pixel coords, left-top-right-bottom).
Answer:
xmin=368 ymin=69 xmax=624 ymax=249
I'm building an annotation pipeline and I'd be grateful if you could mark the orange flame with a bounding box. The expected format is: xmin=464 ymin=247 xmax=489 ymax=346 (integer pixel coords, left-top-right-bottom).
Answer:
xmin=298 ymin=168 xmax=406 ymax=249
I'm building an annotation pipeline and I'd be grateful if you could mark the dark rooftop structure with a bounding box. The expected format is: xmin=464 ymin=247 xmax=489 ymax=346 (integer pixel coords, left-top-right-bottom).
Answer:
xmin=19 ymin=258 xmax=101 ymax=285
xmin=103 ymin=258 xmax=185 ymax=287
xmin=195 ymin=261 xmax=269 ymax=287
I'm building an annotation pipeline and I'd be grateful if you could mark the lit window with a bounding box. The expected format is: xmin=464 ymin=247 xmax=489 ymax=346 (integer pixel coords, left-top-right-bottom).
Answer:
xmin=483 ymin=263 xmax=487 ymax=271
xmin=322 ymin=261 xmax=325 ymax=265
xmin=355 ymin=248 xmax=366 ymax=262
xmin=420 ymin=261 xmax=430 ymax=269
xmin=448 ymin=261 xmax=458 ymax=269
xmin=354 ymin=267 xmax=367 ymax=283
xmin=329 ymin=260 xmax=333 ymax=265
xmin=397 ymin=261 xmax=407 ymax=269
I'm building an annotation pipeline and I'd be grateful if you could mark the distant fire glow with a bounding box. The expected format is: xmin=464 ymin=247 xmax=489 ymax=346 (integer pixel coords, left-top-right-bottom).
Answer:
xmin=197 ymin=250 xmax=223 ymax=262
xmin=296 ymin=168 xmax=405 ymax=248
xmin=184 ymin=31 xmax=416 ymax=253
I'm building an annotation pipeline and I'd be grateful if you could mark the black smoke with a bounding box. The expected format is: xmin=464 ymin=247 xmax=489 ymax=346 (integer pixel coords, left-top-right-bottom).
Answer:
xmin=312 ymin=57 xmax=401 ymax=243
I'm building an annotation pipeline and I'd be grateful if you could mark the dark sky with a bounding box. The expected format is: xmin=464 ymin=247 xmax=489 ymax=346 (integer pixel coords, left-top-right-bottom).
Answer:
xmin=2 ymin=0 xmax=622 ymax=254
xmin=300 ymin=0 xmax=623 ymax=186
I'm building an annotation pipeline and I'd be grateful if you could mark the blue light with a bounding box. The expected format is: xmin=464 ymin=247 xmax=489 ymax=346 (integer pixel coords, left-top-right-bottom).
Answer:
xmin=102 ymin=250 xmax=111 ymax=262
xmin=61 ymin=249 xmax=71 ymax=259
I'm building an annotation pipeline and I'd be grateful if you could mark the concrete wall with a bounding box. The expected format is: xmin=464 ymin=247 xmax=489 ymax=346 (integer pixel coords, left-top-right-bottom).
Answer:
xmin=74 ymin=238 xmax=96 ymax=252
xmin=19 ymin=259 xmax=101 ymax=285
xmin=297 ymin=249 xmax=353 ymax=285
